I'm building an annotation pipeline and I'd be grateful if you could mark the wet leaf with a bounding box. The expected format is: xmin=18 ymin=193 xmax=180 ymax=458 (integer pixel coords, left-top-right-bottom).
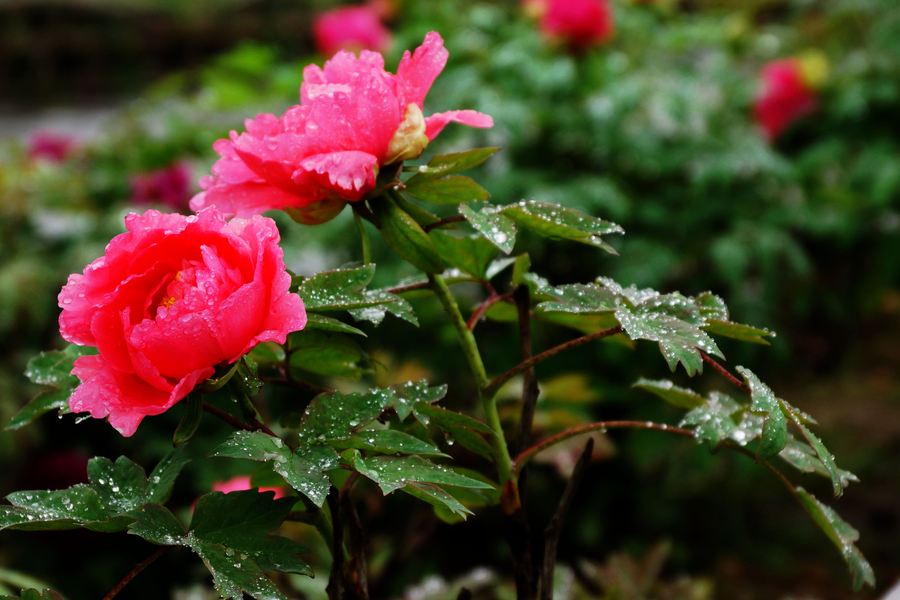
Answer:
xmin=459 ymin=204 xmax=517 ymax=254
xmin=633 ymin=379 xmax=704 ymax=410
xmin=410 ymin=147 xmax=499 ymax=177
xmin=349 ymin=451 xmax=494 ymax=495
xmin=736 ymin=368 xmax=787 ymax=457
xmin=429 ymin=230 xmax=498 ymax=278
xmin=500 ymin=200 xmax=623 ymax=253
xmin=404 ymin=174 xmax=490 ymax=205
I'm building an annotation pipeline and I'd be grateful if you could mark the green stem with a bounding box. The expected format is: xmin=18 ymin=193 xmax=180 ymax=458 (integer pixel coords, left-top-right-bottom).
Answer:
xmin=354 ymin=210 xmax=372 ymax=265
xmin=428 ymin=273 xmax=513 ymax=483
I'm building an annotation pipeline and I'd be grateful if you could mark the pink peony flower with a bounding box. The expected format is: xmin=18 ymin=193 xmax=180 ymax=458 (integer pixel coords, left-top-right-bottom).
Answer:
xmin=191 ymin=31 xmax=493 ymax=223
xmin=131 ymin=162 xmax=193 ymax=211
xmin=28 ymin=131 xmax=76 ymax=163
xmin=313 ymin=5 xmax=391 ymax=57
xmin=754 ymin=58 xmax=818 ymax=141
xmin=212 ymin=475 xmax=287 ymax=499
xmin=527 ymin=0 xmax=615 ymax=50
xmin=58 ymin=209 xmax=306 ymax=436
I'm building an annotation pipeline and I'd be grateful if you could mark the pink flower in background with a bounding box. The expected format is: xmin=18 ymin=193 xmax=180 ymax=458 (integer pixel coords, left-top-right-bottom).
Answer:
xmin=131 ymin=162 xmax=193 ymax=211
xmin=754 ymin=58 xmax=819 ymax=141
xmin=28 ymin=131 xmax=76 ymax=163
xmin=212 ymin=475 xmax=287 ymax=499
xmin=58 ymin=209 xmax=306 ymax=436
xmin=528 ymin=0 xmax=615 ymax=50
xmin=191 ymin=31 xmax=493 ymax=223
xmin=313 ymin=5 xmax=391 ymax=57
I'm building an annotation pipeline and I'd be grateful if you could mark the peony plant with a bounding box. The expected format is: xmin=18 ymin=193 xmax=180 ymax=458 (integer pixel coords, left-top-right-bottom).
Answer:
xmin=1 ymin=31 xmax=874 ymax=599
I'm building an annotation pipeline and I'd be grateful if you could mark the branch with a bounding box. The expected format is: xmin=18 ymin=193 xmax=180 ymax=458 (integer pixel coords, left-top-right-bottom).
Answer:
xmin=387 ymin=280 xmax=431 ymax=295
xmin=540 ymin=438 xmax=594 ymax=600
xmin=514 ymin=285 xmax=540 ymax=453
xmin=483 ymin=325 xmax=623 ymax=397
xmin=701 ymin=351 xmax=750 ymax=393
xmin=103 ymin=546 xmax=169 ymax=600
xmin=514 ymin=420 xmax=694 ymax=473
xmin=423 ymin=214 xmax=466 ymax=232
xmin=467 ymin=290 xmax=514 ymax=331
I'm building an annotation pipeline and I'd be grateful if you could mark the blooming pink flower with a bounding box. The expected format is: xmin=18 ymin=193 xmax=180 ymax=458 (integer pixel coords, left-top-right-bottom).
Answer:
xmin=212 ymin=475 xmax=287 ymax=499
xmin=58 ymin=209 xmax=306 ymax=436
xmin=131 ymin=162 xmax=193 ymax=211
xmin=28 ymin=131 xmax=76 ymax=163
xmin=191 ymin=32 xmax=493 ymax=223
xmin=754 ymin=58 xmax=818 ymax=141
xmin=527 ymin=0 xmax=615 ymax=50
xmin=313 ymin=5 xmax=391 ymax=57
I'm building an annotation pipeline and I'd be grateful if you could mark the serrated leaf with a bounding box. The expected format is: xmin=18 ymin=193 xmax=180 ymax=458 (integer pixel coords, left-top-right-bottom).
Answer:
xmin=410 ymin=147 xmax=499 ymax=177
xmin=298 ymin=264 xmax=415 ymax=326
xmin=129 ymin=491 xmax=311 ymax=600
xmin=500 ymin=200 xmax=623 ymax=253
xmin=633 ymin=378 xmax=704 ymax=409
xmin=389 ymin=380 xmax=447 ymax=421
xmin=459 ymin=204 xmax=517 ymax=254
xmin=694 ymin=292 xmax=729 ymax=321
xmin=350 ymin=452 xmax=494 ymax=495
xmin=212 ymin=431 xmax=337 ymax=507
xmin=779 ymin=439 xmax=858 ymax=490
xmin=10 ymin=345 xmax=96 ymax=430
xmin=794 ymin=488 xmax=875 ymax=590
xmin=304 ymin=313 xmax=367 ymax=337
xmin=535 ymin=283 xmax=618 ymax=315
xmin=404 ymin=174 xmax=490 ymax=204
xmin=289 ymin=330 xmax=367 ymax=378
xmin=375 ymin=196 xmax=445 ymax=273
xmin=0 ymin=451 xmax=188 ymax=533
xmin=679 ymin=392 xmax=742 ymax=445
xmin=335 ymin=430 xmax=446 ymax=457
xmin=429 ymin=230 xmax=498 ymax=278
xmin=736 ymin=367 xmax=788 ymax=457
xmin=705 ymin=319 xmax=775 ymax=345
xmin=779 ymin=400 xmax=848 ymax=496
xmin=297 ymin=388 xmax=396 ymax=444
xmin=412 ymin=403 xmax=495 ymax=460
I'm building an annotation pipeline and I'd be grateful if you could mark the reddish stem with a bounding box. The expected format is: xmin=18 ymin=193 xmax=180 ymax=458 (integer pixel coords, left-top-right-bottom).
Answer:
xmin=467 ymin=291 xmax=514 ymax=331
xmin=103 ymin=546 xmax=169 ymax=600
xmin=701 ymin=352 xmax=750 ymax=393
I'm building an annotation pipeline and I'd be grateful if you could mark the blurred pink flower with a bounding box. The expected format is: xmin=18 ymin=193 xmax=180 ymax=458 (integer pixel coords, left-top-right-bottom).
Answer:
xmin=528 ymin=0 xmax=615 ymax=50
xmin=58 ymin=209 xmax=306 ymax=436
xmin=28 ymin=131 xmax=76 ymax=163
xmin=313 ymin=5 xmax=391 ymax=57
xmin=131 ymin=162 xmax=193 ymax=211
xmin=191 ymin=31 xmax=493 ymax=223
xmin=754 ymin=58 xmax=818 ymax=141
xmin=212 ymin=475 xmax=288 ymax=499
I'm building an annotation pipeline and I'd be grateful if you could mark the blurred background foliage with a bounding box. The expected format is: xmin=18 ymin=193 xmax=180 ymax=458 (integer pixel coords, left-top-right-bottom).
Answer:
xmin=0 ymin=0 xmax=898 ymax=598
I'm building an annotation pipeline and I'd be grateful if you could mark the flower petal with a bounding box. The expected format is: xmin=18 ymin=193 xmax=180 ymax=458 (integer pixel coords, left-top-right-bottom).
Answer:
xmin=424 ymin=110 xmax=494 ymax=140
xmin=396 ymin=31 xmax=449 ymax=108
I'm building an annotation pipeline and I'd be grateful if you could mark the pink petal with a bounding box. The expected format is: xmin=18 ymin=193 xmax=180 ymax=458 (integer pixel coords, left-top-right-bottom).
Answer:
xmin=396 ymin=31 xmax=449 ymax=109
xmin=424 ymin=110 xmax=494 ymax=140
xmin=292 ymin=151 xmax=380 ymax=201
xmin=190 ymin=182 xmax=308 ymax=216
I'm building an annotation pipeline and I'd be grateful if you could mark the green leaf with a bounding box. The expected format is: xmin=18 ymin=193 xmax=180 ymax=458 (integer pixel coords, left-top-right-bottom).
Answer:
xmin=212 ymin=431 xmax=338 ymax=507
xmin=410 ymin=147 xmax=499 ymax=177
xmin=704 ymin=319 xmax=775 ymax=345
xmin=429 ymin=230 xmax=498 ymax=278
xmin=335 ymin=430 xmax=446 ymax=457
xmin=633 ymin=379 xmax=704 ymax=409
xmin=413 ymin=403 xmax=495 ymax=460
xmin=693 ymin=292 xmax=729 ymax=321
xmin=0 ymin=451 xmax=188 ymax=533
xmin=130 ymin=491 xmax=311 ymax=600
xmin=297 ymin=264 xmax=416 ymax=326
xmin=794 ymin=488 xmax=875 ymax=590
xmin=779 ymin=439 xmax=858 ymax=490
xmin=736 ymin=367 xmax=788 ymax=457
xmin=173 ymin=394 xmax=203 ymax=446
xmin=289 ymin=330 xmax=368 ymax=379
xmin=375 ymin=196 xmax=445 ymax=273
xmin=535 ymin=283 xmax=618 ymax=315
xmin=350 ymin=452 xmax=494 ymax=495
xmin=389 ymin=380 xmax=447 ymax=421
xmin=679 ymin=392 xmax=742 ymax=446
xmin=404 ymin=174 xmax=490 ymax=205
xmin=10 ymin=345 xmax=96 ymax=430
xmin=304 ymin=313 xmax=367 ymax=337
xmin=779 ymin=400 xmax=847 ymax=496
xmin=459 ymin=204 xmax=517 ymax=254
xmin=500 ymin=201 xmax=623 ymax=253
xmin=297 ymin=388 xmax=396 ymax=444
xmin=246 ymin=341 xmax=286 ymax=365
xmin=402 ymin=482 xmax=472 ymax=522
